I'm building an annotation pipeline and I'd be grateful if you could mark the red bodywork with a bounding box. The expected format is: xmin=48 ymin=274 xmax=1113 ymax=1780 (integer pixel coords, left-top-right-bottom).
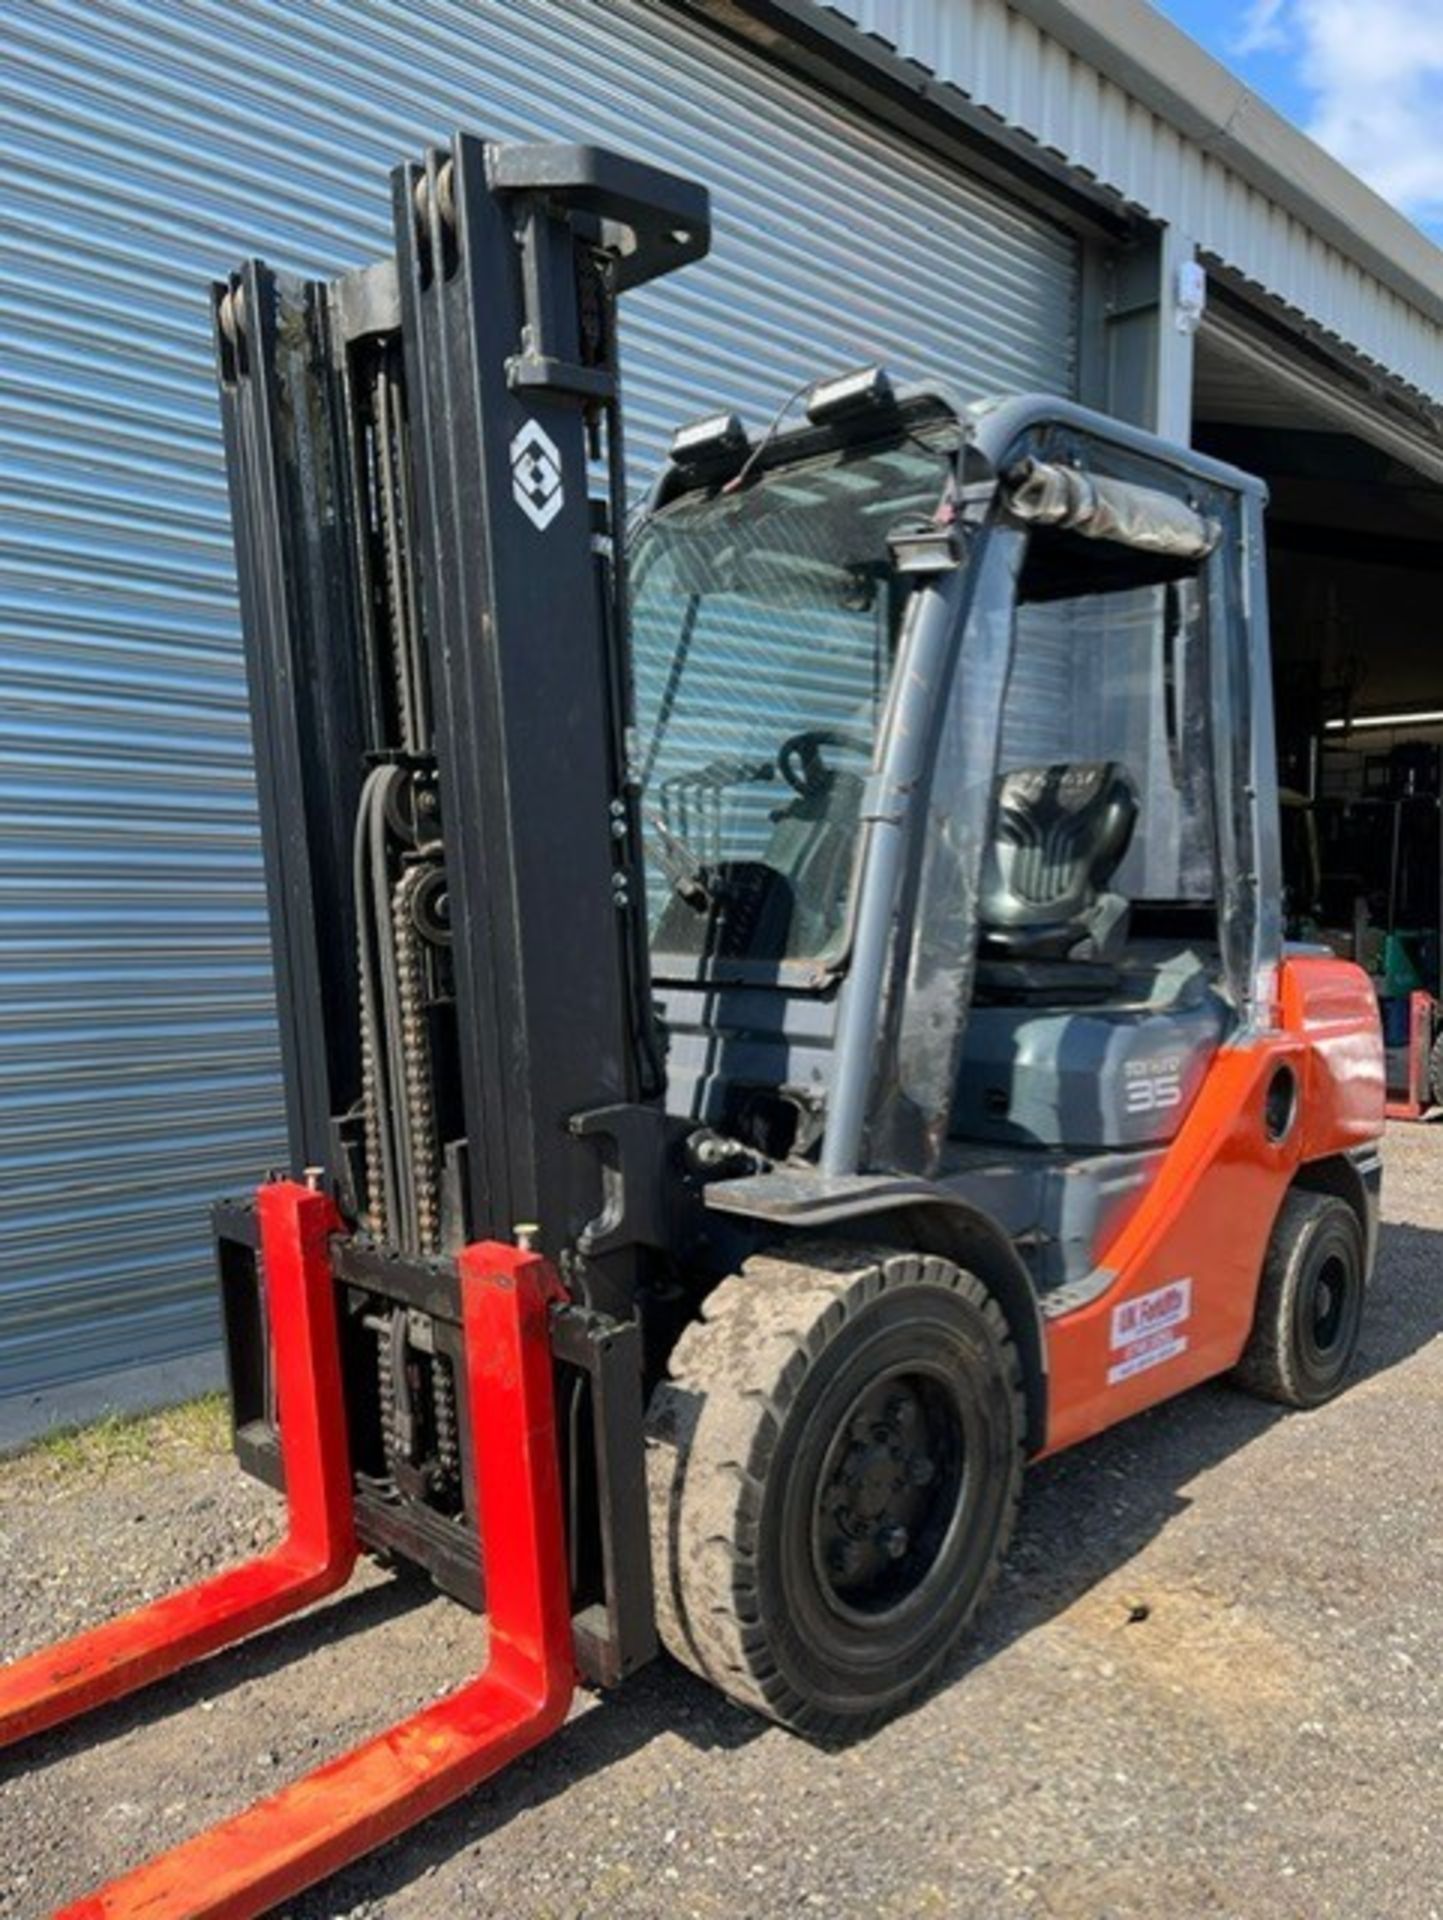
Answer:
xmin=1041 ymin=953 xmax=1385 ymax=1455
xmin=0 ymin=1183 xmax=574 ymax=1920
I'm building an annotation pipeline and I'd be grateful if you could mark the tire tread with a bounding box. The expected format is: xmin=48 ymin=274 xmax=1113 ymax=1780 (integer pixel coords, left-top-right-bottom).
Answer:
xmin=646 ymin=1242 xmax=1024 ymax=1738
xmin=1232 ymin=1189 xmax=1364 ymax=1408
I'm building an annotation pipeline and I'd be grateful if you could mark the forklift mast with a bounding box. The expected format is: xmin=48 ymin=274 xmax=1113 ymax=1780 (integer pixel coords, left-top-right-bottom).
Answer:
xmin=215 ymin=136 xmax=705 ymax=1301
xmin=210 ymin=135 xmax=709 ymax=1678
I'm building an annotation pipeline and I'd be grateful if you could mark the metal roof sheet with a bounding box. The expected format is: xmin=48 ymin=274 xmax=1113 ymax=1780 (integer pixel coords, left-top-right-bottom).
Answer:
xmin=823 ymin=0 xmax=1443 ymax=402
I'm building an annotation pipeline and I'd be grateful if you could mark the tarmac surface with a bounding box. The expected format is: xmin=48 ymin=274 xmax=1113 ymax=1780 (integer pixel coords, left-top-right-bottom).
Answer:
xmin=2 ymin=1122 xmax=1439 ymax=1920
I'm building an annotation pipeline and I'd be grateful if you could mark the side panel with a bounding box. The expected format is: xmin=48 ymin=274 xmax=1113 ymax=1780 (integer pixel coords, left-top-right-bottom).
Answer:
xmin=1281 ymin=955 xmax=1391 ymax=1155
xmin=1040 ymin=953 xmax=1384 ymax=1455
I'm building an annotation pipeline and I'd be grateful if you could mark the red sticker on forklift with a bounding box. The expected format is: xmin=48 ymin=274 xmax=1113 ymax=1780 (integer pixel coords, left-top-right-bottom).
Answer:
xmin=1108 ymin=1278 xmax=1192 ymax=1385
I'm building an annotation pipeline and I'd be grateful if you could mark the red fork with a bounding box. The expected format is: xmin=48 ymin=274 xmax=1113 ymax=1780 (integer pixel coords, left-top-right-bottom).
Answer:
xmin=0 ymin=1182 xmax=357 ymax=1749
xmin=51 ymin=1236 xmax=576 ymax=1920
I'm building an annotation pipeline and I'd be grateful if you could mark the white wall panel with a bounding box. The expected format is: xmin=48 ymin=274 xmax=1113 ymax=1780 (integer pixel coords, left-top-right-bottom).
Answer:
xmin=0 ymin=0 xmax=1076 ymax=1395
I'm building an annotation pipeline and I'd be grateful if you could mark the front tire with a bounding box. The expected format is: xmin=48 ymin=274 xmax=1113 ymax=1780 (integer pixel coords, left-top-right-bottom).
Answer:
xmin=645 ymin=1244 xmax=1025 ymax=1738
xmin=1232 ymin=1190 xmax=1366 ymax=1408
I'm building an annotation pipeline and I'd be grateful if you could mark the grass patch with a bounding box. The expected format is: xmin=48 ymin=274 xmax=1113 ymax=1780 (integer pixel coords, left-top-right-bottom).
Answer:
xmin=27 ymin=1393 xmax=232 ymax=1479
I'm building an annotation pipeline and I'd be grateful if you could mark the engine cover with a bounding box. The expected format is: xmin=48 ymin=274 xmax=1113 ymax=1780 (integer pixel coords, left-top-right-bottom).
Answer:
xmin=951 ymin=997 xmax=1227 ymax=1150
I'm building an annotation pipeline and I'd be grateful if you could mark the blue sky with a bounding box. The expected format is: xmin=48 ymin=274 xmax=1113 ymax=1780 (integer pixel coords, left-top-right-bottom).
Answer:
xmin=1150 ymin=0 xmax=1443 ymax=244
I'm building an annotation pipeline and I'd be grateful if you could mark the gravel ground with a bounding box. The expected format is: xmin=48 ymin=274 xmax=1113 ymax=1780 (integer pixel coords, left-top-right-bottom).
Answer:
xmin=2 ymin=1124 xmax=1439 ymax=1920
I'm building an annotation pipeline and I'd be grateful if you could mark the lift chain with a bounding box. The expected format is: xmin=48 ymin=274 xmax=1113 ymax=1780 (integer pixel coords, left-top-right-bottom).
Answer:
xmin=374 ymin=1311 xmax=406 ymax=1477
xmin=371 ymin=1309 xmax=459 ymax=1500
xmin=431 ymin=1351 xmax=461 ymax=1499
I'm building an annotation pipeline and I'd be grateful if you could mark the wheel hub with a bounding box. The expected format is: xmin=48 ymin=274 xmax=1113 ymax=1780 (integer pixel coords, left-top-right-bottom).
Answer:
xmin=1310 ymin=1254 xmax=1349 ymax=1352
xmin=813 ymin=1370 xmax=964 ymax=1618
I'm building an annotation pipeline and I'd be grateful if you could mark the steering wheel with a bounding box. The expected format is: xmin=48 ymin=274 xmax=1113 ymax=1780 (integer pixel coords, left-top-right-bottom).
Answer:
xmin=776 ymin=727 xmax=872 ymax=797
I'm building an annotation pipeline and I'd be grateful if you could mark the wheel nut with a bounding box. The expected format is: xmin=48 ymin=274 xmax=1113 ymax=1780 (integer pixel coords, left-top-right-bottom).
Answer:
xmin=878 ymin=1523 xmax=909 ymax=1560
xmin=829 ymin=1539 xmax=866 ymax=1580
xmin=907 ymin=1455 xmax=936 ymax=1487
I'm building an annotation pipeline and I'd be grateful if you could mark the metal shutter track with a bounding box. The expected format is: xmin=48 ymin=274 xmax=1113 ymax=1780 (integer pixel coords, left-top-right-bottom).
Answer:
xmin=0 ymin=0 xmax=1076 ymax=1397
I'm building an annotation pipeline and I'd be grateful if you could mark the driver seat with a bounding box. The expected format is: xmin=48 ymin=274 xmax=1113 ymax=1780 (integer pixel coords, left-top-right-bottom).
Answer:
xmin=975 ymin=761 xmax=1138 ymax=1001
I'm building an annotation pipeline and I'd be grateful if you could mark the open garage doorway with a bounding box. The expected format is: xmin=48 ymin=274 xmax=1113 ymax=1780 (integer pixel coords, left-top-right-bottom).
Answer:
xmin=1193 ymin=304 xmax=1443 ymax=1115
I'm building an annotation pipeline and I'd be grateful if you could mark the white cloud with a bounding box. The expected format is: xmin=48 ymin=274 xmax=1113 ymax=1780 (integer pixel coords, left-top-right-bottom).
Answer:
xmin=1234 ymin=0 xmax=1289 ymax=53
xmin=1235 ymin=0 xmax=1443 ymax=227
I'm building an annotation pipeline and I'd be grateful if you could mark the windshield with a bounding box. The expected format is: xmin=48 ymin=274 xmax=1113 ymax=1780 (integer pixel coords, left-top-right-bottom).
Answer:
xmin=629 ymin=427 xmax=952 ymax=974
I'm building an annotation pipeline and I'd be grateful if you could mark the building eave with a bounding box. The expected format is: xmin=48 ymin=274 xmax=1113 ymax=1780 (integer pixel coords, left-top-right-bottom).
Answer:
xmin=1011 ymin=0 xmax=1443 ymax=326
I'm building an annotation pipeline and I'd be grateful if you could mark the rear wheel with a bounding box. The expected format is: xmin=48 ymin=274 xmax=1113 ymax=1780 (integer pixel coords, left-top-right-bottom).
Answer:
xmin=645 ymin=1244 xmax=1025 ymax=1737
xmin=1428 ymin=1026 xmax=1443 ymax=1108
xmin=1231 ymin=1190 xmax=1366 ymax=1408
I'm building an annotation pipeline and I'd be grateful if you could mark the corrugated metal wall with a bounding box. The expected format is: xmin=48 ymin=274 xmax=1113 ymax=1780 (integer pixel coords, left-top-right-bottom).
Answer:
xmin=0 ymin=0 xmax=1077 ymax=1398
xmin=823 ymin=0 xmax=1443 ymax=402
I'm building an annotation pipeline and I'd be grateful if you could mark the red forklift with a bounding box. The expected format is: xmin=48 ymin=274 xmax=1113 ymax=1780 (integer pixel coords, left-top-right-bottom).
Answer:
xmin=0 ymin=135 xmax=1385 ymax=1917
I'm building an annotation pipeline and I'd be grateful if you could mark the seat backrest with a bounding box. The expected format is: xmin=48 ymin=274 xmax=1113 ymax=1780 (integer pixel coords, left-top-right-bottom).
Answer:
xmin=979 ymin=761 xmax=1138 ymax=961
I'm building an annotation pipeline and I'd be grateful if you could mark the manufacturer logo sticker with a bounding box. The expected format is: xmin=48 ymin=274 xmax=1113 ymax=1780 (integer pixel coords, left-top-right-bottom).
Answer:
xmin=510 ymin=418 xmax=564 ymax=530
xmin=1107 ymin=1277 xmax=1193 ymax=1386
xmin=1122 ymin=1054 xmax=1185 ymax=1116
